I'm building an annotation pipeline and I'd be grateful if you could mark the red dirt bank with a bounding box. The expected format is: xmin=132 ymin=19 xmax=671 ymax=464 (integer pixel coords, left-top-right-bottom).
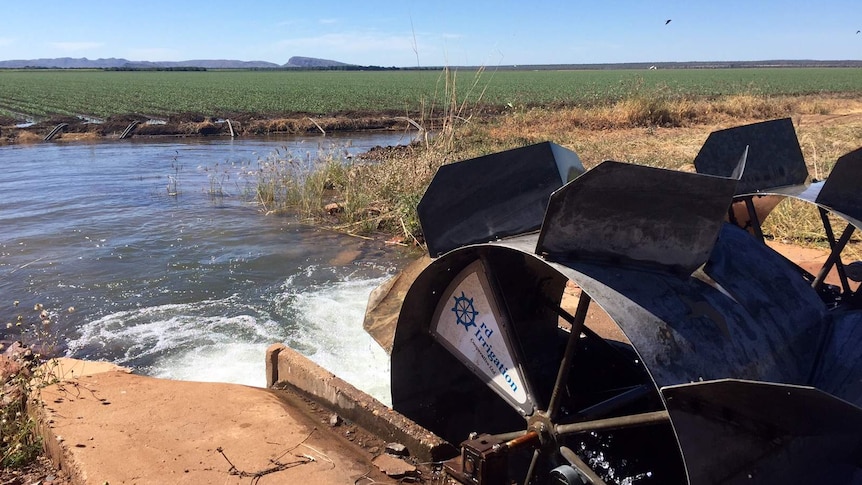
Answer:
xmin=0 ymin=113 xmax=417 ymax=145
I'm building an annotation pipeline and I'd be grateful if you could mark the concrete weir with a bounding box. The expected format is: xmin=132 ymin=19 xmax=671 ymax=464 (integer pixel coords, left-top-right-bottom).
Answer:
xmin=26 ymin=348 xmax=453 ymax=484
xmin=265 ymin=343 xmax=456 ymax=463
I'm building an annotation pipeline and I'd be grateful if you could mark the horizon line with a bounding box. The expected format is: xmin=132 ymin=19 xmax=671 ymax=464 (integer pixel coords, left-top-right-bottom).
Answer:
xmin=2 ymin=56 xmax=862 ymax=67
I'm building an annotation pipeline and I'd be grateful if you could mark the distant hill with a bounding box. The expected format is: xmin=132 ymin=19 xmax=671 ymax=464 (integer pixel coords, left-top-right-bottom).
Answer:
xmin=0 ymin=56 xmax=352 ymax=69
xmin=283 ymin=56 xmax=353 ymax=68
xmin=125 ymin=59 xmax=281 ymax=69
xmin=0 ymin=57 xmax=135 ymax=69
xmin=0 ymin=56 xmax=859 ymax=70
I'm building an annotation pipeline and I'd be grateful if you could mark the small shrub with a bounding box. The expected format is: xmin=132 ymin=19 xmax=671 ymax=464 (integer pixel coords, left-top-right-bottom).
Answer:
xmin=1 ymin=301 xmax=62 ymax=469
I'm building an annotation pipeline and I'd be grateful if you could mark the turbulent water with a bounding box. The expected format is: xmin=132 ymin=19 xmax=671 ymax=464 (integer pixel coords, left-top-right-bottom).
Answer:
xmin=0 ymin=133 xmax=416 ymax=405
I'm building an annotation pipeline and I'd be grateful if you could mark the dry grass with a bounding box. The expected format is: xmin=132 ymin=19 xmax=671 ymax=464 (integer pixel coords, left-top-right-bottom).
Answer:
xmin=1 ymin=302 xmax=63 ymax=470
xmin=10 ymin=131 xmax=42 ymax=144
xmin=324 ymin=93 xmax=862 ymax=249
xmin=240 ymin=116 xmax=406 ymax=136
xmin=453 ymin=94 xmax=862 ymax=181
xmin=242 ymin=89 xmax=861 ymax=252
xmin=55 ymin=132 xmax=101 ymax=142
xmin=762 ymin=197 xmax=862 ymax=260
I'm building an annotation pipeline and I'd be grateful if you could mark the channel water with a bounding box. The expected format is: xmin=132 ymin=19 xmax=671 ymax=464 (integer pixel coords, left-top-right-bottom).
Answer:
xmin=0 ymin=132 xmax=418 ymax=405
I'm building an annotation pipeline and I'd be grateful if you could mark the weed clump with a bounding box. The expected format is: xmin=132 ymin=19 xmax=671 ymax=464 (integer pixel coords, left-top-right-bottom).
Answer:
xmin=1 ymin=301 xmax=61 ymax=469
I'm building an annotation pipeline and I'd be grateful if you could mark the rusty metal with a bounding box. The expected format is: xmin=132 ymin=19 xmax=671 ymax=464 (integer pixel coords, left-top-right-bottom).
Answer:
xmin=503 ymin=430 xmax=541 ymax=450
xmin=555 ymin=411 xmax=670 ymax=436
xmin=443 ymin=433 xmax=512 ymax=485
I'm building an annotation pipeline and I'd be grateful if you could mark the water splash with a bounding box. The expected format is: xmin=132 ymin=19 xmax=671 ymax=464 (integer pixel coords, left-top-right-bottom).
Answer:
xmin=64 ymin=273 xmax=393 ymax=405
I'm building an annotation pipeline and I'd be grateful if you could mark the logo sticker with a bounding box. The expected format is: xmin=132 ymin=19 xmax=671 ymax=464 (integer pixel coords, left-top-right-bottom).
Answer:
xmin=431 ymin=261 xmax=531 ymax=409
xmin=451 ymin=292 xmax=479 ymax=331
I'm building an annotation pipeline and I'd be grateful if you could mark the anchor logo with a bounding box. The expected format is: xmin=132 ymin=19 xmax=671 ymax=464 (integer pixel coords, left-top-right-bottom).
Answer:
xmin=451 ymin=291 xmax=479 ymax=331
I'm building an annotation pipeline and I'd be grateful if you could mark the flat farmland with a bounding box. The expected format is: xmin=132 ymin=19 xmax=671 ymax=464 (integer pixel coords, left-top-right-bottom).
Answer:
xmin=0 ymin=68 xmax=861 ymax=121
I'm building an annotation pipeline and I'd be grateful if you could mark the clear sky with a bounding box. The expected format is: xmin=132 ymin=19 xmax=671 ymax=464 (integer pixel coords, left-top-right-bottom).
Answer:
xmin=1 ymin=1 xmax=860 ymax=67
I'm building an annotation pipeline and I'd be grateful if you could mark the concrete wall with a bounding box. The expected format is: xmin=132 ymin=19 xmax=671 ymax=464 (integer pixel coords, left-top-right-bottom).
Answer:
xmin=266 ymin=343 xmax=456 ymax=463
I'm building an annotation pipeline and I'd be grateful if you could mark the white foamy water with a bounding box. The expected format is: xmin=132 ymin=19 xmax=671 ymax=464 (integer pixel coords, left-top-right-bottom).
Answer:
xmin=63 ymin=274 xmax=393 ymax=405
xmin=148 ymin=343 xmax=273 ymax=386
xmin=280 ymin=276 xmax=393 ymax=406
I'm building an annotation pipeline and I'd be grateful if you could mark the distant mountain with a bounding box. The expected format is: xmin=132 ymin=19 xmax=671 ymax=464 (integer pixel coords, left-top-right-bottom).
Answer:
xmin=0 ymin=56 xmax=352 ymax=69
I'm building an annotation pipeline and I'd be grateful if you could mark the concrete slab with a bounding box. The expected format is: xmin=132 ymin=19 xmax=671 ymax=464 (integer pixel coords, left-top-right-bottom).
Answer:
xmin=34 ymin=358 xmax=401 ymax=485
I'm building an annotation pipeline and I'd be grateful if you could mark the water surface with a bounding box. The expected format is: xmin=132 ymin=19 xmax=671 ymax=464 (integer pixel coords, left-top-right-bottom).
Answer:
xmin=0 ymin=133 xmax=416 ymax=404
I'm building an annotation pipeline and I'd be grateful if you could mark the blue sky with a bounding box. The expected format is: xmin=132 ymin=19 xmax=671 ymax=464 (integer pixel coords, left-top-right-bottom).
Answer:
xmin=1 ymin=1 xmax=859 ymax=66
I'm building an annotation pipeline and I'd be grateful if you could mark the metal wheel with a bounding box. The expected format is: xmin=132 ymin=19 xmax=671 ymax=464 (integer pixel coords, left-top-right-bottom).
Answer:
xmin=483 ymin=294 xmax=668 ymax=484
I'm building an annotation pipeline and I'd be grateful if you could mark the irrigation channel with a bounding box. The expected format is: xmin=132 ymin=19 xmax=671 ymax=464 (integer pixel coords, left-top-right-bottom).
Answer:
xmin=0 ymin=132 xmax=418 ymax=405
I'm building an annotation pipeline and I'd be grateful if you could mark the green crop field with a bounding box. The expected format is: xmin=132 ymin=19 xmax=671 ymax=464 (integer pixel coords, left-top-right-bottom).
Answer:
xmin=0 ymin=68 xmax=860 ymax=121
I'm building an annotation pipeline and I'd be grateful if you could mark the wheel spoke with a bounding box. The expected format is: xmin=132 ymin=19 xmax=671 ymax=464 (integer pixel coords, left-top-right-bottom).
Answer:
xmin=523 ymin=448 xmax=542 ymax=485
xmin=560 ymin=446 xmax=608 ymax=485
xmin=548 ymin=291 xmax=592 ymax=421
xmin=556 ymin=410 xmax=670 ymax=437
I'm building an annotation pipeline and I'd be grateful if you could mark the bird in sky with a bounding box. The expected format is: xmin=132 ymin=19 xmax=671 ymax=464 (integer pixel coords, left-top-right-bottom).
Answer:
xmin=665 ymin=19 xmax=672 ymax=25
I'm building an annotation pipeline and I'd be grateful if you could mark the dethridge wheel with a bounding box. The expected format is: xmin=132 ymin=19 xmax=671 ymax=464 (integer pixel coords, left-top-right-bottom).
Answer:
xmin=390 ymin=250 xmax=685 ymax=484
